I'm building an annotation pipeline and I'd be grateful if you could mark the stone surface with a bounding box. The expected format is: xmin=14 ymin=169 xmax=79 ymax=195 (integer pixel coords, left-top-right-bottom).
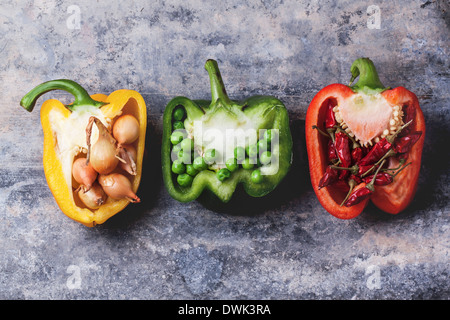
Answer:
xmin=0 ymin=0 xmax=449 ymax=299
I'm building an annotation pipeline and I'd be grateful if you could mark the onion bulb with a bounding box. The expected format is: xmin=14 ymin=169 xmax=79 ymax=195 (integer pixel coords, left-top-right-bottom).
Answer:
xmin=98 ymin=173 xmax=140 ymax=203
xmin=77 ymin=182 xmax=106 ymax=209
xmin=113 ymin=114 xmax=140 ymax=145
xmin=117 ymin=144 xmax=137 ymax=175
xmin=86 ymin=116 xmax=119 ymax=175
xmin=72 ymin=157 xmax=97 ymax=191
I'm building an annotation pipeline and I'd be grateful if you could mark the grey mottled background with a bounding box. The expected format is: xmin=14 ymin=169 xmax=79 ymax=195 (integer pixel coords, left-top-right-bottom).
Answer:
xmin=0 ymin=0 xmax=449 ymax=300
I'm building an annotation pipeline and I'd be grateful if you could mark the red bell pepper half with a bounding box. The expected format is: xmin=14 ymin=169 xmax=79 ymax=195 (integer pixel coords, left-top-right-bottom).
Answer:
xmin=305 ymin=58 xmax=426 ymax=219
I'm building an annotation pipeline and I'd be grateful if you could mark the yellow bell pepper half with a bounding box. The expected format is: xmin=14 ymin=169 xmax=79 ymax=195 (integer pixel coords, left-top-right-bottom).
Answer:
xmin=21 ymin=80 xmax=147 ymax=227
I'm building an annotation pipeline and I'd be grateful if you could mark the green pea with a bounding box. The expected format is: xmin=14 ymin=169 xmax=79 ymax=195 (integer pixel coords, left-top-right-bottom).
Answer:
xmin=172 ymin=143 xmax=181 ymax=153
xmin=263 ymin=129 xmax=276 ymax=143
xmin=186 ymin=164 xmax=199 ymax=176
xmin=234 ymin=146 xmax=246 ymax=161
xmin=193 ymin=156 xmax=207 ymax=171
xmin=251 ymin=169 xmax=263 ymax=183
xmin=180 ymin=138 xmax=194 ymax=152
xmin=216 ymin=168 xmax=231 ymax=181
xmin=260 ymin=151 xmax=272 ymax=165
xmin=225 ymin=158 xmax=238 ymax=172
xmin=177 ymin=149 xmax=192 ymax=164
xmin=204 ymin=148 xmax=216 ymax=164
xmin=241 ymin=158 xmax=254 ymax=170
xmin=177 ymin=173 xmax=193 ymax=187
xmin=171 ymin=145 xmax=180 ymax=161
xmin=257 ymin=139 xmax=270 ymax=152
xmin=246 ymin=144 xmax=258 ymax=159
xmin=173 ymin=120 xmax=184 ymax=130
xmin=184 ymin=118 xmax=193 ymax=132
xmin=172 ymin=159 xmax=185 ymax=174
xmin=173 ymin=106 xmax=185 ymax=121
xmin=170 ymin=131 xmax=185 ymax=145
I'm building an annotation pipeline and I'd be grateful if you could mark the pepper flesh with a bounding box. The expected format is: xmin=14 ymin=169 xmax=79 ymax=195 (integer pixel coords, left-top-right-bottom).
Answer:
xmin=305 ymin=58 xmax=425 ymax=219
xmin=162 ymin=59 xmax=293 ymax=203
xmin=20 ymin=80 xmax=147 ymax=227
xmin=370 ymin=88 xmax=425 ymax=214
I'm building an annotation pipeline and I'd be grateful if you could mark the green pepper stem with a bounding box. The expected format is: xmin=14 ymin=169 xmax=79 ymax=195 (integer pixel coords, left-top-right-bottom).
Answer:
xmin=386 ymin=120 xmax=413 ymax=144
xmin=382 ymin=158 xmax=406 ymax=172
xmin=204 ymin=59 xmax=232 ymax=106
xmin=329 ymin=164 xmax=358 ymax=175
xmin=349 ymin=58 xmax=387 ymax=94
xmin=340 ymin=178 xmax=357 ymax=207
xmin=312 ymin=125 xmax=331 ymax=138
xmin=360 ymin=149 xmax=397 ymax=178
xmin=20 ymin=79 xmax=105 ymax=112
xmin=366 ymin=160 xmax=386 ymax=192
xmin=336 ymin=127 xmax=360 ymax=149
xmin=391 ymin=161 xmax=412 ymax=178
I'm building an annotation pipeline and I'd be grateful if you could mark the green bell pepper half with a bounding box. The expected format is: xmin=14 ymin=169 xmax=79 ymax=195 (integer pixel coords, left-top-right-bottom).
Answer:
xmin=161 ymin=59 xmax=293 ymax=203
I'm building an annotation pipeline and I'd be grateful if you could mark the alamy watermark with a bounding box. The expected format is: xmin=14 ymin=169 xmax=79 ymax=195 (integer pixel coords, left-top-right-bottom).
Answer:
xmin=66 ymin=264 xmax=82 ymax=289
xmin=367 ymin=5 xmax=381 ymax=29
xmin=365 ymin=265 xmax=381 ymax=290
xmin=66 ymin=5 xmax=81 ymax=30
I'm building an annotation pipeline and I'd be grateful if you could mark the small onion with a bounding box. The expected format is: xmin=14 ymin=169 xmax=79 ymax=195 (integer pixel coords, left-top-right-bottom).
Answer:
xmin=118 ymin=144 xmax=137 ymax=175
xmin=86 ymin=117 xmax=119 ymax=175
xmin=77 ymin=182 xmax=106 ymax=209
xmin=89 ymin=139 xmax=119 ymax=174
xmin=113 ymin=115 xmax=140 ymax=145
xmin=98 ymin=173 xmax=140 ymax=203
xmin=72 ymin=157 xmax=97 ymax=191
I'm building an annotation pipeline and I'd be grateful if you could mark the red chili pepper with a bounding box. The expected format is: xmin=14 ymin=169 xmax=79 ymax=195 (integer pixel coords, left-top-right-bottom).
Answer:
xmin=363 ymin=161 xmax=412 ymax=186
xmin=334 ymin=130 xmax=352 ymax=180
xmin=340 ymin=174 xmax=363 ymax=206
xmin=325 ymin=100 xmax=337 ymax=130
xmin=350 ymin=174 xmax=361 ymax=184
xmin=329 ymin=162 xmax=377 ymax=179
xmin=358 ymin=164 xmax=374 ymax=176
xmin=344 ymin=160 xmax=386 ymax=207
xmin=335 ymin=131 xmax=351 ymax=166
xmin=399 ymin=104 xmax=417 ymax=137
xmin=318 ymin=166 xmax=339 ymax=189
xmin=358 ymin=138 xmax=392 ymax=166
xmin=394 ymin=131 xmax=422 ymax=154
xmin=358 ymin=121 xmax=412 ymax=166
xmin=397 ymin=153 xmax=409 ymax=161
xmin=362 ymin=172 xmax=393 ymax=186
xmin=343 ymin=185 xmax=373 ymax=207
xmin=328 ymin=140 xmax=338 ymax=161
xmin=351 ymin=147 xmax=364 ymax=163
